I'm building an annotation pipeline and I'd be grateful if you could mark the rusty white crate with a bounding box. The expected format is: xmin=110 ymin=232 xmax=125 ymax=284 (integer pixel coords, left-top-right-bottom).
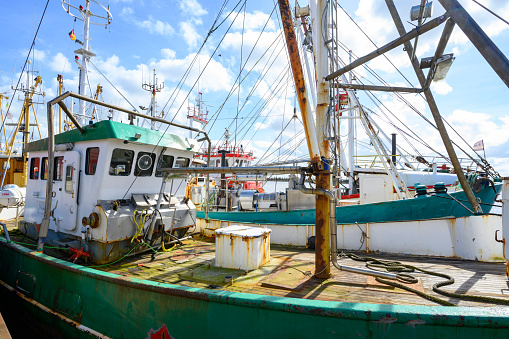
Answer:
xmin=215 ymin=225 xmax=271 ymax=271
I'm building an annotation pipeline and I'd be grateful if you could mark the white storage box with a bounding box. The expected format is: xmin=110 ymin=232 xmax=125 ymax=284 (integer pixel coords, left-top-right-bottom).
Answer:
xmin=215 ymin=225 xmax=271 ymax=271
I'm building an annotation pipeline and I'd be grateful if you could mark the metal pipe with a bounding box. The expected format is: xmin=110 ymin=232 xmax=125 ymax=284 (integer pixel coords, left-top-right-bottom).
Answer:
xmin=325 ymin=14 xmax=449 ymax=81
xmin=438 ymin=0 xmax=509 ymax=88
xmin=334 ymin=83 xmax=422 ymax=93
xmin=297 ymin=175 xmax=396 ymax=279
xmin=385 ymin=0 xmax=482 ymax=213
xmin=147 ymin=173 xmax=168 ymax=243
xmin=57 ymin=101 xmax=84 ymax=134
xmin=1 ymin=222 xmax=10 ymax=242
xmin=38 ymin=99 xmax=57 ymax=252
xmin=391 ymin=133 xmax=397 ymax=164
xmin=501 ymin=177 xmax=509 ymax=273
xmin=424 ymin=18 xmax=456 ymax=88
xmin=67 ymin=92 xmax=204 ymax=134
xmin=278 ymin=0 xmax=322 ymax=163
xmin=159 ymin=166 xmax=305 ymax=175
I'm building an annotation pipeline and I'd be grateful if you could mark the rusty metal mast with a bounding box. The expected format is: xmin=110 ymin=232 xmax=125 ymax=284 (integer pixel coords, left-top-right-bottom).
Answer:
xmin=278 ymin=0 xmax=331 ymax=278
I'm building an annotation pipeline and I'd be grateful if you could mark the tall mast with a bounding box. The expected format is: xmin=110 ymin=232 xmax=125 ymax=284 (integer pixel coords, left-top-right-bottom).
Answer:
xmin=77 ymin=0 xmax=91 ymax=124
xmin=61 ymin=0 xmax=112 ymax=124
xmin=187 ymin=92 xmax=208 ymax=139
xmin=57 ymin=74 xmax=63 ymax=133
xmin=347 ymin=51 xmax=355 ymax=194
xmin=311 ymin=0 xmax=331 ymax=279
xmin=142 ymin=69 xmax=164 ymax=130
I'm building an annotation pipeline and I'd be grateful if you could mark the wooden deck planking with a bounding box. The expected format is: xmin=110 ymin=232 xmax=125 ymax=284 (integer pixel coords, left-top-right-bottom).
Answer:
xmin=5 ymin=225 xmax=509 ymax=308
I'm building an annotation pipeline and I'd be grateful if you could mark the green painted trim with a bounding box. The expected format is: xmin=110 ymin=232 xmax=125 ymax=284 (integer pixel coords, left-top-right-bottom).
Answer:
xmin=197 ymin=184 xmax=501 ymax=225
xmin=24 ymin=120 xmax=198 ymax=153
xmin=0 ymin=238 xmax=508 ymax=338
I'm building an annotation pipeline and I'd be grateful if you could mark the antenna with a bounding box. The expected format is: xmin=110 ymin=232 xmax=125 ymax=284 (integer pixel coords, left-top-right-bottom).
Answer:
xmin=187 ymin=92 xmax=208 ymax=139
xmin=142 ymin=69 xmax=164 ymax=130
xmin=61 ymin=0 xmax=112 ymax=124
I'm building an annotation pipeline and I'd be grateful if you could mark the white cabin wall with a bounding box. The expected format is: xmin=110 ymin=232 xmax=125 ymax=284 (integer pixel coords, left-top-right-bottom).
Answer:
xmin=25 ymin=139 xmax=194 ymax=239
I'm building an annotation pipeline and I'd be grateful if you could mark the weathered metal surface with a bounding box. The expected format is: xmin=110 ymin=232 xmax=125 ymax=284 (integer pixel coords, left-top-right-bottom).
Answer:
xmin=278 ymin=0 xmax=321 ymax=163
xmin=501 ymin=178 xmax=509 ymax=272
xmin=197 ymin=215 xmax=504 ymax=262
xmin=1 ymin=238 xmax=509 ymax=338
xmin=325 ymin=13 xmax=449 ymax=81
xmin=215 ymin=226 xmax=271 ymax=271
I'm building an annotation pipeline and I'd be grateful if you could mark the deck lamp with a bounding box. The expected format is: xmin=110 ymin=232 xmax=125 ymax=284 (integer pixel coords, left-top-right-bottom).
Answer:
xmin=433 ymin=53 xmax=455 ymax=81
xmin=410 ymin=2 xmax=433 ymax=21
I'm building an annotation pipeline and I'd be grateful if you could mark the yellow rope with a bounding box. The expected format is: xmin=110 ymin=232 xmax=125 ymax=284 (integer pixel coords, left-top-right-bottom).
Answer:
xmin=131 ymin=209 xmax=148 ymax=243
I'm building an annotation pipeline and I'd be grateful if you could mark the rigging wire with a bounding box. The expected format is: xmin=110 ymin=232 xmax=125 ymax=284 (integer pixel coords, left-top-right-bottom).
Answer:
xmin=0 ymin=0 xmax=50 ymax=140
xmin=235 ymin=1 xmax=247 ymax=150
xmin=89 ymin=60 xmax=139 ymax=113
xmin=472 ymin=0 xmax=509 ymax=26
xmin=119 ymin=0 xmax=245 ymax=200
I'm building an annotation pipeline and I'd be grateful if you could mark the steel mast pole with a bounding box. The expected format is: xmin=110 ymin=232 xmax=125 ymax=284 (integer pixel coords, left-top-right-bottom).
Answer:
xmin=78 ymin=0 xmax=91 ymax=125
xmin=277 ymin=0 xmax=321 ymax=164
xmin=347 ymin=51 xmax=355 ymax=194
xmin=311 ymin=0 xmax=331 ymax=279
xmin=278 ymin=0 xmax=328 ymax=277
xmin=385 ymin=0 xmax=482 ymax=213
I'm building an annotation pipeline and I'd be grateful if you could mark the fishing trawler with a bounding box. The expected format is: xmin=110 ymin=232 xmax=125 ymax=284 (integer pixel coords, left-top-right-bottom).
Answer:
xmin=1 ymin=1 xmax=509 ymax=338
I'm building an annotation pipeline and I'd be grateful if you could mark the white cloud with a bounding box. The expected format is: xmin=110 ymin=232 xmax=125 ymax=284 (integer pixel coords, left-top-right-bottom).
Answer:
xmin=161 ymin=49 xmax=176 ymax=59
xmin=431 ymin=80 xmax=453 ymax=95
xmin=180 ymin=20 xmax=202 ymax=49
xmin=48 ymin=53 xmax=72 ymax=74
xmin=227 ymin=10 xmax=276 ymax=32
xmin=121 ymin=7 xmax=174 ymax=36
xmin=179 ymin=0 xmax=207 ymax=16
xmin=136 ymin=17 xmax=174 ymax=35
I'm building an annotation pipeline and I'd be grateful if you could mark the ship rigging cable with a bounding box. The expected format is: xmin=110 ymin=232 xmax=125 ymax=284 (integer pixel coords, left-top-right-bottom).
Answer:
xmin=0 ymin=0 xmax=50 ymax=141
xmin=472 ymin=0 xmax=509 ymax=26
xmin=120 ymin=0 xmax=246 ymax=200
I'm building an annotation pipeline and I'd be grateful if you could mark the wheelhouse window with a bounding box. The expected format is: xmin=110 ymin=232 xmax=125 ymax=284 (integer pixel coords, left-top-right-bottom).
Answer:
xmin=41 ymin=157 xmax=48 ymax=180
xmin=86 ymin=147 xmax=100 ymax=175
xmin=134 ymin=152 xmax=156 ymax=176
xmin=29 ymin=158 xmax=40 ymax=179
xmin=155 ymin=155 xmax=174 ymax=177
xmin=54 ymin=157 xmax=64 ymax=181
xmin=175 ymin=157 xmax=190 ymax=168
xmin=109 ymin=148 xmax=134 ymax=176
xmin=65 ymin=166 xmax=73 ymax=192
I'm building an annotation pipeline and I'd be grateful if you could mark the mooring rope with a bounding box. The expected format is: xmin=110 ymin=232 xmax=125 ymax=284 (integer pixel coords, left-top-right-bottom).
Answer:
xmin=342 ymin=253 xmax=509 ymax=306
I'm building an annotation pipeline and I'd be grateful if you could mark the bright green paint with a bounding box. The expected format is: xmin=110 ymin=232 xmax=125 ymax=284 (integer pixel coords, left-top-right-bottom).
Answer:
xmin=0 ymin=239 xmax=508 ymax=338
xmin=197 ymin=184 xmax=501 ymax=225
xmin=24 ymin=120 xmax=198 ymax=153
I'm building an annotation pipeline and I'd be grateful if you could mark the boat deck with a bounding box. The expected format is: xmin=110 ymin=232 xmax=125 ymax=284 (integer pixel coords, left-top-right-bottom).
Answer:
xmin=6 ymin=225 xmax=509 ymax=308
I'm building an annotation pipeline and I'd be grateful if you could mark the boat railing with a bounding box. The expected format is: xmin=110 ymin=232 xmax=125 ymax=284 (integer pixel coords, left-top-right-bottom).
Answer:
xmin=353 ymin=154 xmax=480 ymax=173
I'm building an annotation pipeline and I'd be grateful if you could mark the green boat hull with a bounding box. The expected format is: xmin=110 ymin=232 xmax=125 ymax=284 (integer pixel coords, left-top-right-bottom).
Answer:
xmin=0 ymin=238 xmax=508 ymax=338
xmin=197 ymin=184 xmax=501 ymax=225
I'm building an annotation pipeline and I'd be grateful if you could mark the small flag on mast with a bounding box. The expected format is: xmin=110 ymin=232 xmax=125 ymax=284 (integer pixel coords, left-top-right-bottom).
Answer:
xmin=473 ymin=140 xmax=484 ymax=151
xmin=69 ymin=29 xmax=76 ymax=41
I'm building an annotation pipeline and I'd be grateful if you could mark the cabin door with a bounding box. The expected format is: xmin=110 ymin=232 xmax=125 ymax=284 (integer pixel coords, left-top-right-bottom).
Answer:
xmin=52 ymin=151 xmax=81 ymax=232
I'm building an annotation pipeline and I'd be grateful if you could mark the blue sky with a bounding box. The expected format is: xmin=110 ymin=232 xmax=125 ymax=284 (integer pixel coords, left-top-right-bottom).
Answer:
xmin=1 ymin=0 xmax=508 ymax=174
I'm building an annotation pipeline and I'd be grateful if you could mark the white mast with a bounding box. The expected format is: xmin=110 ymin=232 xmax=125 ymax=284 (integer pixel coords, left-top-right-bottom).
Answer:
xmin=61 ymin=0 xmax=112 ymax=124
xmin=347 ymin=51 xmax=356 ymax=194
xmin=187 ymin=92 xmax=208 ymax=138
xmin=142 ymin=69 xmax=164 ymax=130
